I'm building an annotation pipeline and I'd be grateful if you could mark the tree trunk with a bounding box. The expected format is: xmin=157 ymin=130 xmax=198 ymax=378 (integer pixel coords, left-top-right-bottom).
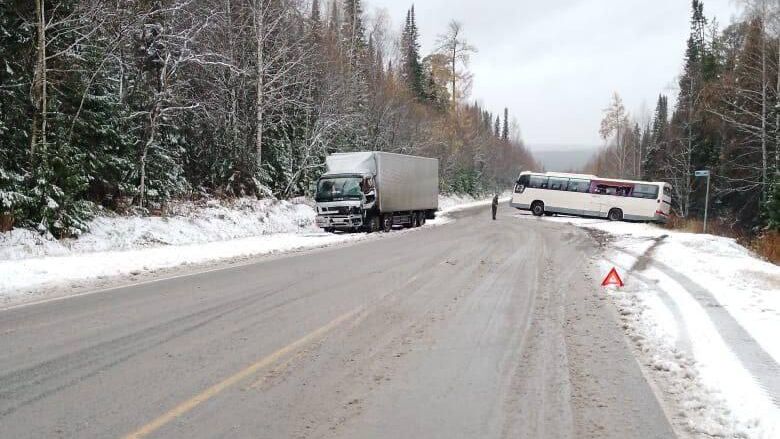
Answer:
xmin=32 ymin=0 xmax=47 ymax=158
xmin=451 ymin=44 xmax=457 ymax=107
xmin=776 ymin=36 xmax=780 ymax=175
xmin=139 ymin=123 xmax=153 ymax=208
xmin=760 ymin=18 xmax=768 ymax=201
xmin=139 ymin=49 xmax=168 ymax=207
xmin=255 ymin=1 xmax=264 ymax=172
xmin=685 ymin=78 xmax=694 ymax=218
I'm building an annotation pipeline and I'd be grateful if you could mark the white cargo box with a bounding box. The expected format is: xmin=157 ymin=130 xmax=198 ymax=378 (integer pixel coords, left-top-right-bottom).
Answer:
xmin=325 ymin=152 xmax=439 ymax=213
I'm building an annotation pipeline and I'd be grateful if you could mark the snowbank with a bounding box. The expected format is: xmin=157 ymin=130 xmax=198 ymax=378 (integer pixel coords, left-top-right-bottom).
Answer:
xmin=531 ymin=213 xmax=780 ymax=439
xmin=0 ymin=198 xmax=316 ymax=260
xmin=0 ymin=194 xmax=492 ymax=304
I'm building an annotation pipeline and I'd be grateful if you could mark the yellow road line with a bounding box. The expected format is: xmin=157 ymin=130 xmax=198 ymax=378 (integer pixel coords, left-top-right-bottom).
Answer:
xmin=123 ymin=307 xmax=362 ymax=439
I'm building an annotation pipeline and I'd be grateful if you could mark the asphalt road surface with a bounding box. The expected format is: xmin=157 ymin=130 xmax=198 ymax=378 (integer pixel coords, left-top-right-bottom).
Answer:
xmin=0 ymin=205 xmax=676 ymax=438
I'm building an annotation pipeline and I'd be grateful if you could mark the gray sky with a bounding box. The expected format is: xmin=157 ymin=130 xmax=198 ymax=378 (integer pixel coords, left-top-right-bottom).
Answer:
xmin=367 ymin=0 xmax=742 ymax=149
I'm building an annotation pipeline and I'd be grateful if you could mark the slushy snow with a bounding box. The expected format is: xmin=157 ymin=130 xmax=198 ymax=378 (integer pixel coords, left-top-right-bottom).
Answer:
xmin=534 ymin=213 xmax=780 ymax=439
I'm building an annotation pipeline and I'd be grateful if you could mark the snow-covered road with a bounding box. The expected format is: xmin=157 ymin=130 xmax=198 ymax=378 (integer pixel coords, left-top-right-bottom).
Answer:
xmin=525 ymin=213 xmax=780 ymax=439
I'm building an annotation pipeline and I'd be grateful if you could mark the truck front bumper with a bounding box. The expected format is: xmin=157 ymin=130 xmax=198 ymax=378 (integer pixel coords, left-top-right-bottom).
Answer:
xmin=316 ymin=215 xmax=364 ymax=229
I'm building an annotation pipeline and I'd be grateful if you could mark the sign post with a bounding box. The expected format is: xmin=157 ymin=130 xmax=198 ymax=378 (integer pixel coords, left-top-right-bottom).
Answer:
xmin=694 ymin=170 xmax=711 ymax=234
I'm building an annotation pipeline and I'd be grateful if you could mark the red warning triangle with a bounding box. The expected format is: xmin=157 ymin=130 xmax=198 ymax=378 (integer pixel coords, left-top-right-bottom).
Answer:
xmin=601 ymin=267 xmax=624 ymax=287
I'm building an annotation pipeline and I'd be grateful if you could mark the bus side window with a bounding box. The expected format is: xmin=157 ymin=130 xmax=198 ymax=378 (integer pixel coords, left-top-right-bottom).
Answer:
xmin=549 ymin=178 xmax=568 ymax=191
xmin=567 ymin=179 xmax=590 ymax=193
xmin=518 ymin=175 xmax=530 ymax=186
xmin=529 ymin=175 xmax=548 ymax=189
xmin=631 ymin=184 xmax=659 ymax=199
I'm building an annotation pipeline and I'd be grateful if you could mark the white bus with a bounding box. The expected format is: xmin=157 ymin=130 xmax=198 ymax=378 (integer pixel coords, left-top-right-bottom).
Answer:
xmin=511 ymin=171 xmax=672 ymax=223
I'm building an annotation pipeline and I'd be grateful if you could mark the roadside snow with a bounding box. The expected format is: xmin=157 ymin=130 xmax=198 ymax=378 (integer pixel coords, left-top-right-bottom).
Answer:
xmin=0 ymin=194 xmax=491 ymax=304
xmin=437 ymin=192 xmax=510 ymax=212
xmin=530 ymin=213 xmax=780 ymax=439
xmin=0 ymin=198 xmax=316 ymax=261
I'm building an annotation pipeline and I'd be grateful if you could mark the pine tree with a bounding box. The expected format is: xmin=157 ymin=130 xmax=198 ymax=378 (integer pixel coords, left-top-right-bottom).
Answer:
xmin=627 ymin=122 xmax=639 ymax=178
xmin=400 ymin=6 xmax=424 ymax=100
xmin=766 ymin=176 xmax=780 ymax=230
xmin=341 ymin=0 xmax=367 ymax=70
xmin=640 ymin=122 xmax=652 ymax=178
xmin=494 ymin=115 xmax=501 ymax=139
xmin=672 ymin=0 xmax=723 ymax=216
xmin=337 ymin=0 xmax=371 ymax=151
xmin=328 ymin=0 xmax=341 ymax=40
xmin=644 ymin=95 xmax=668 ymax=180
xmin=0 ymin=1 xmax=34 ymax=230
xmin=717 ymin=16 xmax=770 ymax=227
xmin=502 ymin=108 xmax=509 ymax=141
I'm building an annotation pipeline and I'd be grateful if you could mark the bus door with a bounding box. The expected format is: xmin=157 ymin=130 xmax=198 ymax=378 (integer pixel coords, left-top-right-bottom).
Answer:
xmin=586 ymin=182 xmax=604 ymax=217
xmin=659 ymin=184 xmax=672 ymax=216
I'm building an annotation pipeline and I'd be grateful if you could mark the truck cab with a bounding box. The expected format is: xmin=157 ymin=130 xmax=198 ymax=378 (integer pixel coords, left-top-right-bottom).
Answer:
xmin=315 ymin=173 xmax=377 ymax=232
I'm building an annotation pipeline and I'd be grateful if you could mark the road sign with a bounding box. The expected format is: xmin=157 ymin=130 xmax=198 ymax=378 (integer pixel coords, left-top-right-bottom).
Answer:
xmin=601 ymin=267 xmax=624 ymax=288
xmin=694 ymin=170 xmax=712 ymax=233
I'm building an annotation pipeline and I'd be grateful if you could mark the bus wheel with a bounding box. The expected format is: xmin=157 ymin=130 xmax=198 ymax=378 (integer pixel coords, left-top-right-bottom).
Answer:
xmin=608 ymin=208 xmax=623 ymax=221
xmin=531 ymin=201 xmax=545 ymax=217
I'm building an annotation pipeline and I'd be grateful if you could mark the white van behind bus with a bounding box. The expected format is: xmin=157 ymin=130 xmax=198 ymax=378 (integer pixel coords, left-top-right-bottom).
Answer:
xmin=511 ymin=172 xmax=672 ymax=223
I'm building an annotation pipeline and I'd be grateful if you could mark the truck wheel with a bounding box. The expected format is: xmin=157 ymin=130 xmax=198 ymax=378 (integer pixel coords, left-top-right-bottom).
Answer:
xmin=608 ymin=208 xmax=623 ymax=222
xmin=382 ymin=214 xmax=393 ymax=232
xmin=531 ymin=201 xmax=545 ymax=217
xmin=419 ymin=212 xmax=426 ymax=226
xmin=404 ymin=213 xmax=415 ymax=229
xmin=367 ymin=216 xmax=380 ymax=233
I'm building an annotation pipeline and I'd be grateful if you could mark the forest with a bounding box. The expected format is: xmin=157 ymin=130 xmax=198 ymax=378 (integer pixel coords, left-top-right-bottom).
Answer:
xmin=0 ymin=0 xmax=536 ymax=237
xmin=587 ymin=0 xmax=780 ymax=237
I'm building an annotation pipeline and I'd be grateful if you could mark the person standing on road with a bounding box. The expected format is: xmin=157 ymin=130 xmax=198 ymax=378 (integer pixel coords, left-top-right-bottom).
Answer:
xmin=491 ymin=194 xmax=499 ymax=220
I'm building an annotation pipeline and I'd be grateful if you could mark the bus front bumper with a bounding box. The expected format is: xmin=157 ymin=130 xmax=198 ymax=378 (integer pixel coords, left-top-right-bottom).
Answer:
xmin=652 ymin=210 xmax=670 ymax=223
xmin=510 ymin=202 xmax=530 ymax=210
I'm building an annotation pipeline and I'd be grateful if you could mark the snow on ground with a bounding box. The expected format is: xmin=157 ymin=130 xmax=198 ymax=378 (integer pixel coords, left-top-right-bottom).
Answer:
xmin=526 ymin=213 xmax=780 ymax=439
xmin=0 ymin=194 xmax=491 ymax=305
xmin=428 ymin=192 xmax=511 ymax=226
xmin=0 ymin=198 xmax=317 ymax=260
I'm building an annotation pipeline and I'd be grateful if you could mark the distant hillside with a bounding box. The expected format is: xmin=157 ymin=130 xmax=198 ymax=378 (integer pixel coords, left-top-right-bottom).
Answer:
xmin=530 ymin=145 xmax=599 ymax=173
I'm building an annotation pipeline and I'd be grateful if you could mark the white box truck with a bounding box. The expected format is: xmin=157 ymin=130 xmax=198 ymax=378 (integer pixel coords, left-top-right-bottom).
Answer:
xmin=315 ymin=152 xmax=439 ymax=233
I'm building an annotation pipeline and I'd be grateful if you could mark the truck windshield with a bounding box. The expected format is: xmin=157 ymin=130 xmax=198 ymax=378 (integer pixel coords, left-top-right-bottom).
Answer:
xmin=316 ymin=177 xmax=363 ymax=202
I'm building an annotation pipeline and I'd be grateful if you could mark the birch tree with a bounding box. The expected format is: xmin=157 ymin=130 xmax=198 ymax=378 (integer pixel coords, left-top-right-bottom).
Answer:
xmin=599 ymin=92 xmax=630 ymax=178
xmin=436 ymin=21 xmax=476 ymax=108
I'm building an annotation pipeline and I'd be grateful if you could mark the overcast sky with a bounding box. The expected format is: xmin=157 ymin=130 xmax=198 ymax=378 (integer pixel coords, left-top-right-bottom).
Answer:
xmin=367 ymin=0 xmax=743 ymax=149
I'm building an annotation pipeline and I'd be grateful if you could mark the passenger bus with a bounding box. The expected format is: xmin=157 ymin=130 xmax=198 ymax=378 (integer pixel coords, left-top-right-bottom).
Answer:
xmin=511 ymin=171 xmax=672 ymax=223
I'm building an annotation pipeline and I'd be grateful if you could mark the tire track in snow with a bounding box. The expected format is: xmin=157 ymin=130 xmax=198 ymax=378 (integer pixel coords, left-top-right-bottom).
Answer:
xmin=619 ymin=244 xmax=780 ymax=408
